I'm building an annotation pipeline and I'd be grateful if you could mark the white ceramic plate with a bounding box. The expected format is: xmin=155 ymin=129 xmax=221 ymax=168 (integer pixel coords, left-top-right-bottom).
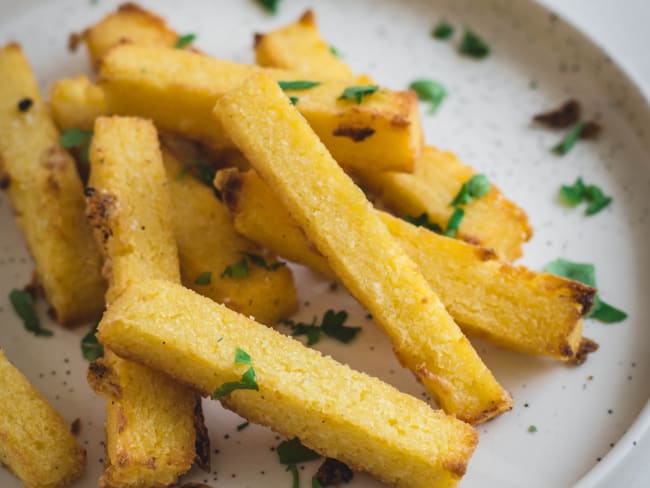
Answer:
xmin=1 ymin=1 xmax=648 ymax=487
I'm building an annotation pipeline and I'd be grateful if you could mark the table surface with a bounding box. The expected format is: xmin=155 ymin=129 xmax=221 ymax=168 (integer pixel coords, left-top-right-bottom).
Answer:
xmin=539 ymin=1 xmax=649 ymax=486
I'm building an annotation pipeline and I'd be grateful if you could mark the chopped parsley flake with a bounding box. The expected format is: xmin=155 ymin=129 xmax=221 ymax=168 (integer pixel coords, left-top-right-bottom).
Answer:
xmin=278 ymin=80 xmax=321 ymax=91
xmin=459 ymin=29 xmax=490 ymax=59
xmin=444 ymin=207 xmax=465 ymax=237
xmin=243 ymin=253 xmax=286 ymax=271
xmin=17 ymin=98 xmax=33 ymax=112
xmin=180 ymin=160 xmax=222 ymax=200
xmin=338 ymin=85 xmax=379 ymax=104
xmin=544 ymin=258 xmax=627 ymax=323
xmin=409 ymin=79 xmax=447 ymax=114
xmin=329 ymin=45 xmax=340 ymax=57
xmin=560 ymin=177 xmax=612 ymax=216
xmin=256 ymin=0 xmax=281 ymax=14
xmin=194 ymin=271 xmax=212 ymax=285
xmin=552 ymin=121 xmax=585 ymax=155
xmin=211 ymin=348 xmax=259 ymax=399
xmin=403 ymin=213 xmax=442 ymax=234
xmin=81 ymin=322 xmax=103 ymax=361
xmin=528 ymin=425 xmax=538 ymax=433
xmin=432 ymin=21 xmax=454 ymax=40
xmin=279 ymin=310 xmax=361 ymax=346
xmin=59 ymin=128 xmax=93 ymax=163
xmin=450 ymin=174 xmax=491 ymax=206
xmin=287 ymin=463 xmax=299 ymax=488
xmin=289 ymin=96 xmax=299 ymax=105
xmin=9 ymin=289 xmax=52 ymax=337
xmin=221 ymin=259 xmax=249 ymax=279
xmin=174 ymin=33 xmax=196 ymax=49
xmin=277 ymin=438 xmax=321 ymax=465
xmin=235 ymin=347 xmax=252 ymax=365
xmin=236 ymin=421 xmax=250 ymax=431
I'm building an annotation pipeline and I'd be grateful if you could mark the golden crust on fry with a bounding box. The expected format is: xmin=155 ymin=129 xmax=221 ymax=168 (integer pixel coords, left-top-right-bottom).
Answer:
xmin=0 ymin=43 xmax=105 ymax=326
xmin=0 ymin=349 xmax=85 ymax=488
xmin=98 ymin=279 xmax=479 ymax=488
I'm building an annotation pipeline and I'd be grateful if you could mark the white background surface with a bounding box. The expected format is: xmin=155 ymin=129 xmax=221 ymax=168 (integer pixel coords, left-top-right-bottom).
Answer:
xmin=0 ymin=1 xmax=648 ymax=487
xmin=539 ymin=2 xmax=650 ymax=486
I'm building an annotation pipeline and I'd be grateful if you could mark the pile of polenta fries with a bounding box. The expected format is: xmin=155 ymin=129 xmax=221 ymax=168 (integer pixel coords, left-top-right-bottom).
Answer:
xmin=0 ymin=4 xmax=599 ymax=487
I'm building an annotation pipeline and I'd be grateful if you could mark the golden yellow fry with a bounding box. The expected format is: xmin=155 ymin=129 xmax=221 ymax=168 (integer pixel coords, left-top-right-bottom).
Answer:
xmin=98 ymin=44 xmax=421 ymax=173
xmin=0 ymin=348 xmax=85 ymax=488
xmin=86 ymin=116 xmax=204 ymax=487
xmin=98 ymin=279 xmax=479 ymax=488
xmin=363 ymin=146 xmax=533 ymax=261
xmin=0 ymin=43 xmax=105 ymax=326
xmin=254 ymin=10 xmax=355 ymax=81
xmin=252 ymin=13 xmax=532 ymax=261
xmin=69 ymin=2 xmax=180 ymax=68
xmin=214 ymin=72 xmax=512 ymax=424
xmin=49 ymin=76 xmax=106 ymax=131
xmin=162 ymin=147 xmax=298 ymax=323
xmin=217 ymin=168 xmax=596 ymax=361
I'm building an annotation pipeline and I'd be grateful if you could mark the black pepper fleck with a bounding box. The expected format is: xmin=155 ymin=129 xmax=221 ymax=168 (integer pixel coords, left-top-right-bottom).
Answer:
xmin=17 ymin=98 xmax=33 ymax=112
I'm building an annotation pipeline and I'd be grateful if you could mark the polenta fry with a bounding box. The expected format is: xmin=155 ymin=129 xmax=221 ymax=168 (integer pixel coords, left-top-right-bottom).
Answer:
xmin=214 ymin=72 xmax=512 ymax=424
xmin=216 ymin=168 xmax=596 ymax=361
xmin=98 ymin=279 xmax=479 ymax=488
xmin=0 ymin=43 xmax=105 ymax=326
xmin=86 ymin=116 xmax=205 ymax=486
xmin=0 ymin=348 xmax=85 ymax=488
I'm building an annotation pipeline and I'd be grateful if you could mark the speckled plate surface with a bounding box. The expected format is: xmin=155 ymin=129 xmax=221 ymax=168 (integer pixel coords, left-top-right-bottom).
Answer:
xmin=1 ymin=0 xmax=649 ymax=487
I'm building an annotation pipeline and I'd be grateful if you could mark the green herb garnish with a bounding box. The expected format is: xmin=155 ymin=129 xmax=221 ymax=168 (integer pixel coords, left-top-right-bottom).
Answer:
xmin=243 ymin=253 xmax=286 ymax=271
xmin=289 ymin=96 xmax=299 ymax=105
xmin=9 ymin=289 xmax=52 ymax=337
xmin=174 ymin=33 xmax=196 ymax=49
xmin=59 ymin=128 xmax=93 ymax=163
xmin=459 ymin=29 xmax=490 ymax=59
xmin=287 ymin=464 xmax=299 ymax=488
xmin=194 ymin=271 xmax=212 ymax=285
xmin=409 ymin=79 xmax=447 ymax=114
xmin=277 ymin=438 xmax=321 ymax=465
xmin=528 ymin=425 xmax=537 ymax=433
xmin=256 ymin=0 xmax=281 ymax=14
xmin=544 ymin=258 xmax=627 ymax=323
xmin=235 ymin=347 xmax=252 ymax=365
xmin=236 ymin=421 xmax=250 ymax=431
xmin=444 ymin=207 xmax=465 ymax=237
xmin=450 ymin=174 xmax=491 ymax=206
xmin=81 ymin=322 xmax=103 ymax=360
xmin=329 ymin=45 xmax=340 ymax=57
xmin=279 ymin=310 xmax=361 ymax=346
xmin=221 ymin=259 xmax=249 ymax=279
xmin=338 ymin=85 xmax=379 ymax=104
xmin=403 ymin=213 xmax=442 ymax=234
xmin=559 ymin=177 xmax=612 ymax=215
xmin=552 ymin=121 xmax=585 ymax=155
xmin=278 ymin=80 xmax=321 ymax=91
xmin=212 ymin=348 xmax=259 ymax=399
xmin=432 ymin=21 xmax=454 ymax=40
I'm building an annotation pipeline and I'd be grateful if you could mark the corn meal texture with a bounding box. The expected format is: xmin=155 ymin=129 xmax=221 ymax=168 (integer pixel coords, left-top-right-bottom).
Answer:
xmin=363 ymin=146 xmax=533 ymax=261
xmin=0 ymin=349 xmax=85 ymax=488
xmin=217 ymin=168 xmax=593 ymax=360
xmin=0 ymin=43 xmax=105 ymax=326
xmin=99 ymin=279 xmax=478 ymax=488
xmin=213 ymin=72 xmax=512 ymax=424
xmin=87 ymin=116 xmax=199 ymax=487
xmin=163 ymin=149 xmax=297 ymax=323
xmin=98 ymin=44 xmax=420 ymax=172
xmin=255 ymin=10 xmax=355 ymax=81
